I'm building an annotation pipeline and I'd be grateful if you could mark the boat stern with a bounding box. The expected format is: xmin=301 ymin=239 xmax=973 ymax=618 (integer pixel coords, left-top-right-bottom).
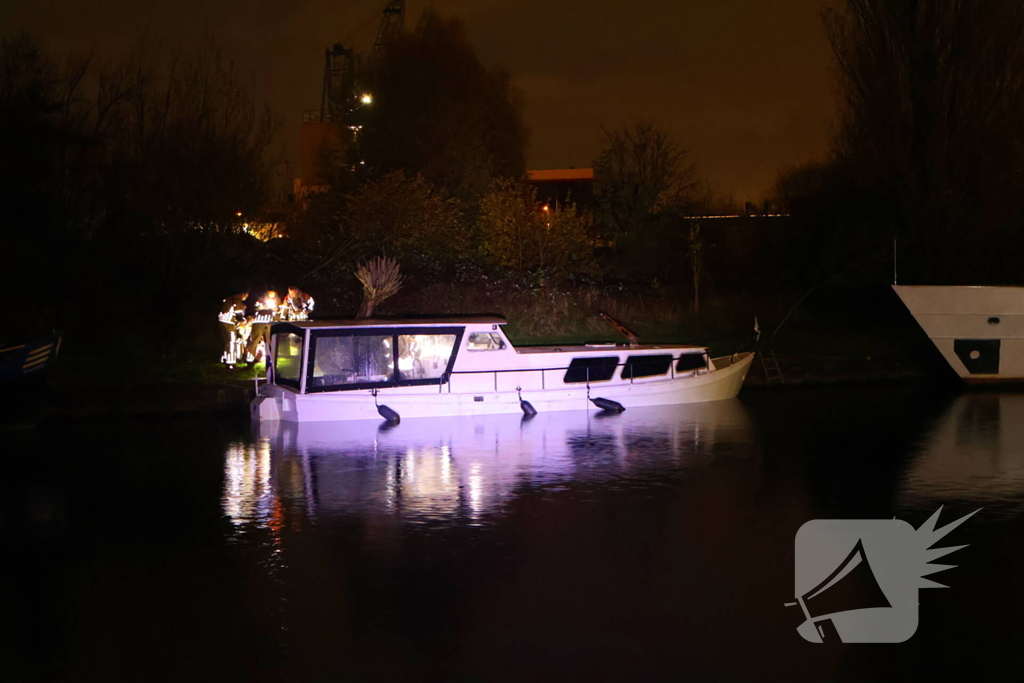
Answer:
xmin=251 ymin=384 xmax=300 ymax=422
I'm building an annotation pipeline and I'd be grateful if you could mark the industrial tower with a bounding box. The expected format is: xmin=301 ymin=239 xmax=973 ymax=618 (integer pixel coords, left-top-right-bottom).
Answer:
xmin=317 ymin=1 xmax=404 ymax=123
xmin=300 ymin=1 xmax=407 ymax=195
xmin=319 ymin=43 xmax=354 ymax=123
xmin=373 ymin=1 xmax=405 ymax=55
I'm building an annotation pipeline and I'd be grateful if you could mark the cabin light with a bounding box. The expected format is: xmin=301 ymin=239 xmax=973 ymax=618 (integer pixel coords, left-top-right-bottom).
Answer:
xmin=361 ymin=93 xmax=373 ymax=104
xmin=541 ymin=205 xmax=550 ymax=212
xmin=235 ymin=211 xmax=243 ymax=217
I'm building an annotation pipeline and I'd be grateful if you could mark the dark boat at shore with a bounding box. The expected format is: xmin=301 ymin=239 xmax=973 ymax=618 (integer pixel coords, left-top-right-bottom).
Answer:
xmin=0 ymin=333 xmax=62 ymax=382
xmin=1 ymin=333 xmax=63 ymax=427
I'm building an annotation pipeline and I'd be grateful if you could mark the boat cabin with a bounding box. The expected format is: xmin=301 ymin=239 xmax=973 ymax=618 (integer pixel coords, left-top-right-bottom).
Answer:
xmin=266 ymin=316 xmax=710 ymax=395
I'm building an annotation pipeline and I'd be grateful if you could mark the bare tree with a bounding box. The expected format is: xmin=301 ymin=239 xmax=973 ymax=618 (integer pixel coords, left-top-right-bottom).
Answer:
xmin=825 ymin=0 xmax=1024 ymax=282
xmin=80 ymin=36 xmax=283 ymax=236
xmin=688 ymin=222 xmax=703 ymax=314
xmin=592 ymin=121 xmax=698 ymax=236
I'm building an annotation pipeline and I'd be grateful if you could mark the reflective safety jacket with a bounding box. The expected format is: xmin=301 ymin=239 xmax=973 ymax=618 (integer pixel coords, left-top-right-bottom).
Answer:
xmin=252 ymin=293 xmax=281 ymax=323
xmin=218 ymin=293 xmax=248 ymax=324
xmin=284 ymin=291 xmax=314 ymax=320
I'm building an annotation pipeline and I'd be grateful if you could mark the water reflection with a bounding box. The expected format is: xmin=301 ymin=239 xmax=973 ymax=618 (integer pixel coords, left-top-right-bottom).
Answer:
xmin=223 ymin=440 xmax=274 ymax=527
xmin=900 ymin=393 xmax=1024 ymax=514
xmin=222 ymin=401 xmax=756 ymax=530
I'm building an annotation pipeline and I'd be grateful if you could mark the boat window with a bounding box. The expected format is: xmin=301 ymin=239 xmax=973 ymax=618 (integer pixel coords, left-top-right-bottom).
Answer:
xmin=466 ymin=332 xmax=506 ymax=351
xmin=622 ymin=354 xmax=673 ymax=379
xmin=273 ymin=332 xmax=303 ymax=387
xmin=398 ymin=334 xmax=457 ymax=380
xmin=563 ymin=356 xmax=619 ymax=383
xmin=676 ymin=353 xmax=707 ymax=372
xmin=311 ymin=335 xmax=394 ymax=388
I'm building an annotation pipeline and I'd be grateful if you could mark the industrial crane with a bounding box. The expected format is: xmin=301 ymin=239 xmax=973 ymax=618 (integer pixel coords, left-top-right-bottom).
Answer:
xmin=319 ymin=0 xmax=405 ymax=123
xmin=373 ymin=1 xmax=405 ymax=56
xmin=319 ymin=43 xmax=353 ymax=123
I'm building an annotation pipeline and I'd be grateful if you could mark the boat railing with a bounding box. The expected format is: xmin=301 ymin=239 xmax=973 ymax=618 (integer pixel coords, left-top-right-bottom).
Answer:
xmin=447 ymin=355 xmax=710 ymax=392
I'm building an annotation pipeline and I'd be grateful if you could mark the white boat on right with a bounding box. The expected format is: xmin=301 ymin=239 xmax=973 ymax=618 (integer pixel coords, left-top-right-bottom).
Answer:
xmin=893 ymin=284 xmax=1024 ymax=383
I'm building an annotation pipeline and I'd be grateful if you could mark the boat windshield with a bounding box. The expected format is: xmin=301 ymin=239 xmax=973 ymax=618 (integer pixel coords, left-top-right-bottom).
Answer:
xmin=312 ymin=335 xmax=394 ymax=387
xmin=305 ymin=327 xmax=463 ymax=392
xmin=273 ymin=332 xmax=303 ymax=388
xmin=398 ymin=334 xmax=458 ymax=380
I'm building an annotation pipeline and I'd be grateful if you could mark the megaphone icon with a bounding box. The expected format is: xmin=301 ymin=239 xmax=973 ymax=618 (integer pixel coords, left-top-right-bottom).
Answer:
xmin=786 ymin=538 xmax=892 ymax=642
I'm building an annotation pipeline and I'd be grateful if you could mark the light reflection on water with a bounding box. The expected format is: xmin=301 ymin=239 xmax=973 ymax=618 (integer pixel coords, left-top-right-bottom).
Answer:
xmin=900 ymin=392 xmax=1024 ymax=516
xmin=222 ymin=401 xmax=757 ymax=532
xmin=17 ymin=387 xmax=1024 ymax=679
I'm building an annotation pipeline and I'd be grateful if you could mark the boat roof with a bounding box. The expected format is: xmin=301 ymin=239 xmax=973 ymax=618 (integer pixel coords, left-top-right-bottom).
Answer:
xmin=275 ymin=315 xmax=507 ymax=330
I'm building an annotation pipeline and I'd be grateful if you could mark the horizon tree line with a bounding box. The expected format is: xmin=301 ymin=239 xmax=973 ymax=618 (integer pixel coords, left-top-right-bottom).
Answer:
xmin=5 ymin=0 xmax=1017 ymax=351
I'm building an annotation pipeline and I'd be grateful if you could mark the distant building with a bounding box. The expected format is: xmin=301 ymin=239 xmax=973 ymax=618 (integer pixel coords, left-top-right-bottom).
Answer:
xmin=527 ymin=168 xmax=595 ymax=210
xmin=295 ymin=116 xmax=341 ymax=198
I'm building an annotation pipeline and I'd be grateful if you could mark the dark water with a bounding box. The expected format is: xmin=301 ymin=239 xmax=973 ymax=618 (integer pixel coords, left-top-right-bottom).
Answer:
xmin=5 ymin=386 xmax=1024 ymax=681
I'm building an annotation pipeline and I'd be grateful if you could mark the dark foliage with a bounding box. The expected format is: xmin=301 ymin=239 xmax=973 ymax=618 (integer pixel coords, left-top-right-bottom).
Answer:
xmin=0 ymin=35 xmax=71 ymax=334
xmin=0 ymin=34 xmax=279 ymax=348
xmin=357 ymin=10 xmax=529 ymax=208
xmin=824 ymin=0 xmax=1024 ymax=284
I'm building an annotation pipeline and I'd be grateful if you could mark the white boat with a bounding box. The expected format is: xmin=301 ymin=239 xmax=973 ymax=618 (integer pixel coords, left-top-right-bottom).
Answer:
xmin=893 ymin=285 xmax=1024 ymax=383
xmin=250 ymin=316 xmax=754 ymax=422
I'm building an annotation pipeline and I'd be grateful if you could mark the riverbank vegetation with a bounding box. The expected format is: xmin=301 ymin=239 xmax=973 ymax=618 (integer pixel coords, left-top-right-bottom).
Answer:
xmin=3 ymin=2 xmax=1018 ymax=389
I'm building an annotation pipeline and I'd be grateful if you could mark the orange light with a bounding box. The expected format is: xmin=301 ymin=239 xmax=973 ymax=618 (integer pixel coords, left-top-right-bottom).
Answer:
xmin=542 ymin=205 xmax=550 ymax=212
xmin=235 ymin=211 xmax=243 ymax=217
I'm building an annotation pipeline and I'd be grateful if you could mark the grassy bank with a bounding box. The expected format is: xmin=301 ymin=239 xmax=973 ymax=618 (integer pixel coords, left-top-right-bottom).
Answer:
xmin=32 ymin=282 xmax=947 ymax=420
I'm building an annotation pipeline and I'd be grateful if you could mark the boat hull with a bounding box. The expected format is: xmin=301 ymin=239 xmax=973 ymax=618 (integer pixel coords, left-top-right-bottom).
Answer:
xmin=893 ymin=285 xmax=1024 ymax=383
xmin=252 ymin=352 xmax=754 ymax=423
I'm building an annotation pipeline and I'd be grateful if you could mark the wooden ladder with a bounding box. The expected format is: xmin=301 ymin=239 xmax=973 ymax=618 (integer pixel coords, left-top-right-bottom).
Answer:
xmin=760 ymin=350 xmax=785 ymax=385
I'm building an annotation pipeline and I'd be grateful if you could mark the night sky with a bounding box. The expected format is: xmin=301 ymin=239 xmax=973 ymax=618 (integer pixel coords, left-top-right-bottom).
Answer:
xmin=2 ymin=0 xmax=836 ymax=202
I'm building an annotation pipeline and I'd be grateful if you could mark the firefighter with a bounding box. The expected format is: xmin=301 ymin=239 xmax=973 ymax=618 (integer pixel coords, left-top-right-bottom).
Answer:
xmin=245 ymin=289 xmax=280 ymax=366
xmin=284 ymin=287 xmax=314 ymax=321
xmin=218 ymin=291 xmax=249 ymax=368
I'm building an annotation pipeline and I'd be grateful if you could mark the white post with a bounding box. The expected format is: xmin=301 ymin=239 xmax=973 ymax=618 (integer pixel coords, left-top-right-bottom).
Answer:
xmin=893 ymin=238 xmax=898 ymax=285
